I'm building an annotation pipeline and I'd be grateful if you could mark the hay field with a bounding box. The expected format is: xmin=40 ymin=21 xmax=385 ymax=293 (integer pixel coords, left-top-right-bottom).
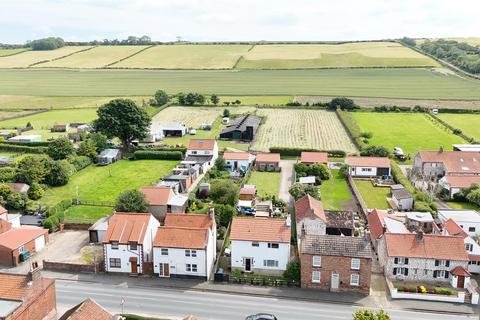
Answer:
xmin=237 ymin=42 xmax=439 ymax=69
xmin=0 ymin=48 xmax=30 ymax=57
xmin=152 ymin=106 xmax=256 ymax=128
xmin=0 ymin=108 xmax=98 ymax=129
xmin=35 ymin=46 xmax=149 ymax=68
xmin=0 ymin=95 xmax=150 ymax=109
xmin=112 ymin=44 xmax=251 ymax=69
xmin=0 ymin=46 xmax=93 ymax=68
xmin=437 ymin=113 xmax=480 ymax=141
xmin=251 ymin=109 xmax=356 ymax=152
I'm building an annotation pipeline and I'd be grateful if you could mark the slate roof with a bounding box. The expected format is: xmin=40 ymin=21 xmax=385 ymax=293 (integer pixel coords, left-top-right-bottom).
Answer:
xmin=301 ymin=234 xmax=372 ymax=259
xmin=220 ymin=114 xmax=261 ymax=135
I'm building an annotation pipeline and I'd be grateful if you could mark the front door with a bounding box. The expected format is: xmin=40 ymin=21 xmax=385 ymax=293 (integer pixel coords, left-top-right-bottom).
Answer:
xmin=159 ymin=263 xmax=170 ymax=277
xmin=458 ymin=276 xmax=465 ymax=288
xmin=245 ymin=258 xmax=252 ymax=272
xmin=331 ymin=272 xmax=339 ymax=291
xmin=130 ymin=257 xmax=138 ymax=274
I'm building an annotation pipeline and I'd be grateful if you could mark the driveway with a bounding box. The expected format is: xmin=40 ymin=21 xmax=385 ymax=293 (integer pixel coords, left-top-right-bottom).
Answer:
xmin=0 ymin=230 xmax=89 ymax=274
xmin=279 ymin=160 xmax=295 ymax=211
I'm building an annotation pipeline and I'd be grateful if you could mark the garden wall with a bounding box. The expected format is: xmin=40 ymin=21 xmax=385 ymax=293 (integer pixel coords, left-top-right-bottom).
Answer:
xmin=43 ymin=260 xmax=103 ymax=273
xmin=386 ymin=278 xmax=466 ymax=304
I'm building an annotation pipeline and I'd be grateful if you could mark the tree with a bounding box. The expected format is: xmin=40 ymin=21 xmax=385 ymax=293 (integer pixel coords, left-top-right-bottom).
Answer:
xmin=284 ymin=260 xmax=300 ymax=282
xmin=6 ymin=192 xmax=27 ymax=210
xmin=211 ymin=94 xmax=220 ymax=105
xmin=89 ymin=133 xmax=108 ymax=153
xmin=115 ymin=189 xmax=149 ymax=212
xmin=400 ymin=37 xmax=416 ymax=47
xmin=215 ymin=156 xmax=227 ymax=171
xmin=353 ymin=309 xmax=390 ymax=320
xmin=360 ymin=145 xmax=390 ymax=157
xmin=308 ymin=163 xmax=330 ymax=180
xmin=213 ymin=204 xmax=235 ymax=227
xmin=30 ymin=37 xmax=65 ymax=50
xmin=93 ymin=99 xmax=151 ymax=151
xmin=47 ymin=137 xmax=75 ymax=160
xmin=223 ymin=109 xmax=230 ymax=118
xmin=466 ymin=188 xmax=480 ymax=206
xmin=16 ymin=155 xmax=52 ymax=184
xmin=154 ymin=90 xmax=169 ymax=106
xmin=77 ymin=140 xmax=98 ymax=159
xmin=289 ymin=183 xmax=320 ymax=201
xmin=46 ymin=160 xmax=74 ymax=186
xmin=27 ymin=182 xmax=44 ymax=200
xmin=328 ymin=97 xmax=358 ymax=111
xmin=209 ymin=179 xmax=239 ymax=206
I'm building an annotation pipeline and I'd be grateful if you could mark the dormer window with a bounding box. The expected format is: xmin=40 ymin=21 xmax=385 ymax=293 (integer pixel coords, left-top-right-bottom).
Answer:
xmin=129 ymin=242 xmax=138 ymax=250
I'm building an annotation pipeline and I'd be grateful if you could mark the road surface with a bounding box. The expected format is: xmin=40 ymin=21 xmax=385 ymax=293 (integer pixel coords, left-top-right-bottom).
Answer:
xmin=55 ymin=280 xmax=475 ymax=320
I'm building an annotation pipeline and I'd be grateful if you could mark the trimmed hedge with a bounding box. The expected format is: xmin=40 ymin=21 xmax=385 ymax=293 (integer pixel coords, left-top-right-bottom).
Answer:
xmin=69 ymin=155 xmax=92 ymax=171
xmin=44 ymin=199 xmax=72 ymax=232
xmin=0 ymin=143 xmax=47 ymax=154
xmin=336 ymin=109 xmax=367 ymax=150
xmin=3 ymin=141 xmax=51 ymax=147
xmin=269 ymin=147 xmax=346 ymax=158
xmin=137 ymin=146 xmax=187 ymax=155
xmin=133 ymin=150 xmax=183 ymax=160
xmin=390 ymin=160 xmax=416 ymax=194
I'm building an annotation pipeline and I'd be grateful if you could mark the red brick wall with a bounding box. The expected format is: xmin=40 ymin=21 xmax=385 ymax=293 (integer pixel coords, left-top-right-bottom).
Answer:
xmin=300 ymin=253 xmax=371 ymax=295
xmin=6 ymin=280 xmax=56 ymax=320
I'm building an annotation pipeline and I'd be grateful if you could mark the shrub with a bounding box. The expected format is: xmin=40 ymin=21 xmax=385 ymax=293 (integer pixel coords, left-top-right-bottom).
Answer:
xmin=6 ymin=192 xmax=27 ymax=210
xmin=222 ymin=109 xmax=230 ymax=118
xmin=213 ymin=204 xmax=235 ymax=228
xmin=289 ymin=183 xmax=320 ymax=201
xmin=154 ymin=90 xmax=169 ymax=106
xmin=115 ymin=189 xmax=148 ymax=212
xmin=46 ymin=160 xmax=75 ymax=186
xmin=360 ymin=132 xmax=373 ymax=139
xmin=48 ymin=199 xmax=72 ymax=217
xmin=46 ymin=137 xmax=75 ymax=160
xmin=0 ymin=167 xmax=16 ymax=182
xmin=209 ymin=179 xmax=239 ymax=206
xmin=69 ymin=155 xmax=92 ymax=171
xmin=360 ymin=145 xmax=390 ymax=157
xmin=283 ymin=260 xmax=300 ymax=282
xmin=16 ymin=154 xmax=52 ymax=184
xmin=327 ymin=97 xmax=358 ymax=111
xmin=433 ymin=287 xmax=454 ymax=295
xmin=43 ymin=216 xmax=58 ymax=232
xmin=133 ymin=150 xmax=183 ymax=160
xmin=27 ymin=182 xmax=44 ymax=200
xmin=77 ymin=140 xmax=98 ymax=159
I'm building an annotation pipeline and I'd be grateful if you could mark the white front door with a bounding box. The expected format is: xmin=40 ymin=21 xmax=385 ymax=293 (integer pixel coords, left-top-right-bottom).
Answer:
xmin=34 ymin=235 xmax=45 ymax=251
xmin=331 ymin=272 xmax=339 ymax=291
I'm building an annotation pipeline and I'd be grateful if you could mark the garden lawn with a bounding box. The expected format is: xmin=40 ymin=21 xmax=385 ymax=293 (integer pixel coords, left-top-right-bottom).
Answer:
xmin=320 ymin=170 xmax=352 ymax=210
xmin=39 ymin=160 xmax=178 ymax=206
xmin=63 ymin=205 xmax=113 ymax=223
xmin=352 ymin=112 xmax=465 ymax=157
xmin=446 ymin=201 xmax=480 ymax=211
xmin=247 ymin=171 xmax=281 ymax=198
xmin=437 ymin=113 xmax=480 ymax=142
xmin=354 ymin=179 xmax=390 ymax=209
xmin=0 ymin=108 xmax=98 ymax=129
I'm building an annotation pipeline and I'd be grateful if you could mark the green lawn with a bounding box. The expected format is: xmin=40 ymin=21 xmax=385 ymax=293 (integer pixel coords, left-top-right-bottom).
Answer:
xmin=438 ymin=113 xmax=480 ymax=142
xmin=320 ymin=170 xmax=352 ymax=210
xmin=39 ymin=160 xmax=178 ymax=206
xmin=1 ymin=68 xmax=480 ymax=99
xmin=446 ymin=201 xmax=480 ymax=211
xmin=218 ymin=95 xmax=293 ymax=105
xmin=354 ymin=179 xmax=390 ymax=209
xmin=0 ymin=108 xmax=98 ymax=129
xmin=63 ymin=205 xmax=113 ymax=223
xmin=247 ymin=171 xmax=281 ymax=198
xmin=353 ymin=112 xmax=465 ymax=157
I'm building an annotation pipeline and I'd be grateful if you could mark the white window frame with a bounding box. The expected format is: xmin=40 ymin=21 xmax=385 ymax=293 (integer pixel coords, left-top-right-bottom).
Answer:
xmin=161 ymin=248 xmax=168 ymax=256
xmin=350 ymin=274 xmax=360 ymax=286
xmin=437 ymin=270 xmax=447 ymax=278
xmin=263 ymin=260 xmax=279 ymax=268
xmin=185 ymin=249 xmax=196 ymax=257
xmin=351 ymin=258 xmax=361 ymax=270
xmin=109 ymin=258 xmax=121 ymax=268
xmin=312 ymin=271 xmax=321 ymax=283
xmin=312 ymin=256 xmax=321 ymax=267
xmin=111 ymin=242 xmax=119 ymax=250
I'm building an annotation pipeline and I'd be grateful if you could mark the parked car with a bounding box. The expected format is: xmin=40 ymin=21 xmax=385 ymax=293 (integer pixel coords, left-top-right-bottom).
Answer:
xmin=245 ymin=314 xmax=278 ymax=320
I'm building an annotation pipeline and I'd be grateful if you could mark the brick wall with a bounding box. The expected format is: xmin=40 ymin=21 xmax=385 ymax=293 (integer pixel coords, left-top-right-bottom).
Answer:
xmin=43 ymin=260 xmax=103 ymax=273
xmin=300 ymin=253 xmax=371 ymax=295
xmin=6 ymin=279 xmax=56 ymax=320
xmin=63 ymin=223 xmax=92 ymax=230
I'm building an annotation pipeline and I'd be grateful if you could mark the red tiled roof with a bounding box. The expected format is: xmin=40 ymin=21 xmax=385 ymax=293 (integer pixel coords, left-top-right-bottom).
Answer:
xmin=300 ymin=152 xmax=328 ymax=164
xmin=59 ymin=298 xmax=112 ymax=320
xmin=384 ymin=233 xmax=468 ymax=261
xmin=0 ymin=219 xmax=11 ymax=234
xmin=188 ymin=139 xmax=216 ymax=150
xmin=444 ymin=219 xmax=468 ymax=238
xmin=230 ymin=217 xmax=291 ymax=243
xmin=418 ymin=151 xmax=480 ymax=175
xmin=469 ymin=254 xmax=480 ymax=262
xmin=0 ymin=205 xmax=7 ymax=215
xmin=443 ymin=176 xmax=480 ymax=189
xmin=0 ymin=227 xmax=47 ymax=250
xmin=240 ymin=187 xmax=256 ymax=195
xmin=164 ymin=213 xmax=214 ymax=229
xmin=153 ymin=227 xmax=208 ymax=249
xmin=0 ymin=272 xmax=54 ymax=303
xmin=294 ymin=195 xmax=326 ymax=223
xmin=367 ymin=209 xmax=390 ymax=239
xmin=139 ymin=186 xmax=172 ymax=206
xmin=450 ymin=266 xmax=471 ymax=277
xmin=103 ymin=212 xmax=152 ymax=244
xmin=256 ymin=153 xmax=280 ymax=163
xmin=346 ymin=156 xmax=390 ymax=168
xmin=223 ymin=152 xmax=250 ymax=160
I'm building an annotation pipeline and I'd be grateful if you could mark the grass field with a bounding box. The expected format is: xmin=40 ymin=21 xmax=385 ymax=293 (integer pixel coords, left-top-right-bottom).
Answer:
xmin=1 ymin=68 xmax=480 ymax=100
xmin=0 ymin=48 xmax=30 ymax=57
xmin=237 ymin=42 xmax=439 ymax=69
xmin=0 ymin=46 xmax=92 ymax=68
xmin=112 ymin=44 xmax=251 ymax=69
xmin=437 ymin=113 xmax=480 ymax=142
xmin=36 ymin=46 xmax=149 ymax=69
xmin=446 ymin=201 xmax=480 ymax=211
xmin=319 ymin=170 xmax=352 ymax=210
xmin=247 ymin=171 xmax=281 ymax=198
xmin=352 ymin=112 xmax=465 ymax=156
xmin=63 ymin=205 xmax=113 ymax=223
xmin=39 ymin=160 xmax=178 ymax=206
xmin=0 ymin=108 xmax=98 ymax=129
xmin=218 ymin=96 xmax=293 ymax=105
xmin=354 ymin=179 xmax=390 ymax=209
xmin=251 ymin=109 xmax=356 ymax=152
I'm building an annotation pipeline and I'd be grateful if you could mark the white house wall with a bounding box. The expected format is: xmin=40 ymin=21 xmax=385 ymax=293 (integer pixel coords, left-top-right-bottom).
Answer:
xmin=153 ymin=247 xmax=208 ymax=278
xmin=349 ymin=167 xmax=378 ymax=177
xmin=104 ymin=243 xmax=143 ymax=273
xmin=231 ymin=240 xmax=290 ymax=275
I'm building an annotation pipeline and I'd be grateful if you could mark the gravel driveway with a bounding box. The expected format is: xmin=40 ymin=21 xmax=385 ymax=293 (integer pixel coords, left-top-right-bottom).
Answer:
xmin=279 ymin=160 xmax=295 ymax=211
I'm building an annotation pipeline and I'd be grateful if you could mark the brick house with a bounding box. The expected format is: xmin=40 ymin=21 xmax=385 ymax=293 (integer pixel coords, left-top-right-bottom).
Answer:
xmin=139 ymin=186 xmax=188 ymax=222
xmin=0 ymin=226 xmax=48 ymax=267
xmin=414 ymin=151 xmax=480 ymax=178
xmin=300 ymin=234 xmax=372 ymax=294
xmin=300 ymin=152 xmax=328 ymax=165
xmin=59 ymin=298 xmax=112 ymax=320
xmin=255 ymin=153 xmax=280 ymax=171
xmin=0 ymin=269 xmax=56 ymax=320
xmin=294 ymin=194 xmax=327 ymax=247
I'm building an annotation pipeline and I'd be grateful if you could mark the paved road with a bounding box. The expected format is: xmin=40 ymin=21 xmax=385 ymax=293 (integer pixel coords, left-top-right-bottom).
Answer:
xmin=55 ymin=280 xmax=475 ymax=320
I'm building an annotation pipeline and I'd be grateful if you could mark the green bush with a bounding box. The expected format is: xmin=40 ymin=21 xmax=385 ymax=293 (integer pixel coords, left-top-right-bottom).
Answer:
xmin=390 ymin=161 xmax=416 ymax=194
xmin=27 ymin=182 xmax=44 ymax=200
xmin=269 ymin=147 xmax=346 ymax=158
xmin=0 ymin=167 xmax=16 ymax=182
xmin=69 ymin=155 xmax=92 ymax=171
xmin=46 ymin=160 xmax=75 ymax=186
xmin=433 ymin=287 xmax=454 ymax=296
xmin=283 ymin=260 xmax=300 ymax=282
xmin=47 ymin=199 xmax=72 ymax=217
xmin=2 ymin=141 xmax=51 ymax=147
xmin=133 ymin=150 xmax=183 ymax=160
xmin=0 ymin=143 xmax=47 ymax=154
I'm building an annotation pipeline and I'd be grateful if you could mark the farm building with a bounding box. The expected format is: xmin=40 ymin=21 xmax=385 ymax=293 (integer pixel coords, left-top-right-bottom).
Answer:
xmin=300 ymin=152 xmax=328 ymax=165
xmin=51 ymin=124 xmax=69 ymax=132
xmin=223 ymin=152 xmax=254 ymax=173
xmin=0 ymin=226 xmax=48 ymax=267
xmin=453 ymin=144 xmax=480 ymax=152
xmin=439 ymin=175 xmax=480 ymax=199
xmin=139 ymin=186 xmax=188 ymax=222
xmin=153 ymin=122 xmax=188 ymax=138
xmin=97 ymin=149 xmax=121 ymax=165
xmin=391 ymin=187 xmax=413 ymax=211
xmin=345 ymin=156 xmax=391 ymax=177
xmin=76 ymin=124 xmax=91 ymax=133
xmin=219 ymin=114 xmax=261 ymax=141
xmin=255 ymin=153 xmax=281 ymax=171
xmin=8 ymin=135 xmax=41 ymax=143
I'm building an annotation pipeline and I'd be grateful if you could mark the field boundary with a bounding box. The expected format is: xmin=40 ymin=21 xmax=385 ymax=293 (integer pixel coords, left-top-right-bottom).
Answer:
xmin=104 ymin=44 xmax=156 ymax=68
xmin=427 ymin=113 xmax=476 ymax=143
xmin=29 ymin=46 xmax=97 ymax=67
xmin=0 ymin=49 xmax=30 ymax=58
xmin=0 ymin=108 xmax=48 ymax=122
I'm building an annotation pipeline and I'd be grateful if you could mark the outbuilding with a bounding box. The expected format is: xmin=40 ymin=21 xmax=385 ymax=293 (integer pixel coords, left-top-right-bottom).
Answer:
xmin=0 ymin=226 xmax=48 ymax=266
xmin=391 ymin=187 xmax=413 ymax=211
xmin=97 ymin=149 xmax=121 ymax=166
xmin=8 ymin=135 xmax=41 ymax=143
xmin=219 ymin=114 xmax=261 ymax=141
xmin=255 ymin=153 xmax=281 ymax=171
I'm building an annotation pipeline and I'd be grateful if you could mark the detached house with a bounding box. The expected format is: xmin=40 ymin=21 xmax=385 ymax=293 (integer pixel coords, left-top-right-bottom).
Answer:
xmin=346 ymin=156 xmax=391 ymax=177
xmin=153 ymin=210 xmax=216 ymax=280
xmin=300 ymin=152 xmax=328 ymax=165
xmin=185 ymin=139 xmax=218 ymax=171
xmin=103 ymin=212 xmax=159 ymax=274
xmin=255 ymin=153 xmax=280 ymax=171
xmin=230 ymin=217 xmax=291 ymax=275
xmin=139 ymin=186 xmax=188 ymax=222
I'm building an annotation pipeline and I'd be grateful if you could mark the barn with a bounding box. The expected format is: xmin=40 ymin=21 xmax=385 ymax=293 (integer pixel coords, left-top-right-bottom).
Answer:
xmin=219 ymin=114 xmax=261 ymax=141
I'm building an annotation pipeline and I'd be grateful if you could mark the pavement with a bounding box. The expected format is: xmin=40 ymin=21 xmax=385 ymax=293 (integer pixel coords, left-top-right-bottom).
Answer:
xmin=54 ymin=278 xmax=477 ymax=320
xmin=278 ymin=160 xmax=295 ymax=210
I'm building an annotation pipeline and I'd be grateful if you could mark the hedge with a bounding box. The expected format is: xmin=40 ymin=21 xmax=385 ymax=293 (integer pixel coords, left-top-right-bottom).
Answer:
xmin=0 ymin=167 xmax=16 ymax=182
xmin=0 ymin=143 xmax=47 ymax=154
xmin=133 ymin=150 xmax=183 ymax=160
xmin=2 ymin=141 xmax=51 ymax=147
xmin=336 ymin=109 xmax=367 ymax=150
xmin=69 ymin=155 xmax=92 ymax=171
xmin=269 ymin=147 xmax=346 ymax=158
xmin=428 ymin=114 xmax=476 ymax=143
xmin=390 ymin=160 xmax=416 ymax=194
xmin=137 ymin=146 xmax=187 ymax=155
xmin=44 ymin=199 xmax=73 ymax=232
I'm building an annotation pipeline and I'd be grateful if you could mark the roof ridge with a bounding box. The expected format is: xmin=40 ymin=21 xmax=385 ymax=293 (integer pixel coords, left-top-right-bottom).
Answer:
xmin=160 ymin=226 xmax=209 ymax=231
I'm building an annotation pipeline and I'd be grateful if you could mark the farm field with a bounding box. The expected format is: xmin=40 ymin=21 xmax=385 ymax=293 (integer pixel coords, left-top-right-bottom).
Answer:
xmin=0 ymin=108 xmax=98 ymax=129
xmin=437 ymin=113 xmax=480 ymax=142
xmin=36 ymin=46 xmax=149 ymax=69
xmin=63 ymin=205 xmax=113 ymax=224
xmin=0 ymin=48 xmax=30 ymax=57
xmin=352 ymin=112 xmax=465 ymax=156
xmin=0 ymin=46 xmax=92 ymax=68
xmin=218 ymin=95 xmax=293 ymax=106
xmin=112 ymin=44 xmax=251 ymax=69
xmin=247 ymin=171 xmax=281 ymax=198
xmin=39 ymin=160 xmax=178 ymax=206
xmin=251 ymin=109 xmax=356 ymax=152
xmin=354 ymin=179 xmax=390 ymax=209
xmin=319 ymin=170 xmax=353 ymax=210
xmin=1 ymin=68 xmax=480 ymax=100
xmin=237 ymin=42 xmax=439 ymax=69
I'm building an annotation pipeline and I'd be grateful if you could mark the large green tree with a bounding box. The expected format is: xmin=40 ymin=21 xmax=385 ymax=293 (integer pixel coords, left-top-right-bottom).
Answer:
xmin=209 ymin=179 xmax=239 ymax=206
xmin=16 ymin=155 xmax=52 ymax=184
xmin=93 ymin=99 xmax=151 ymax=151
xmin=154 ymin=90 xmax=169 ymax=106
xmin=47 ymin=137 xmax=75 ymax=160
xmin=115 ymin=190 xmax=149 ymax=212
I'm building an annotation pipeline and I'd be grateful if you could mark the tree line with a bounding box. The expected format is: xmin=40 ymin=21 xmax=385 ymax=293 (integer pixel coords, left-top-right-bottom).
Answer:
xmin=420 ymin=39 xmax=480 ymax=74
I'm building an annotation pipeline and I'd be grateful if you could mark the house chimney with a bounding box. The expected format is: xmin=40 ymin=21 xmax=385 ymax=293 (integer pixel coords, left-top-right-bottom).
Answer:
xmin=208 ymin=206 xmax=215 ymax=221
xmin=416 ymin=230 xmax=424 ymax=242
xmin=285 ymin=215 xmax=291 ymax=228
xmin=27 ymin=261 xmax=40 ymax=283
